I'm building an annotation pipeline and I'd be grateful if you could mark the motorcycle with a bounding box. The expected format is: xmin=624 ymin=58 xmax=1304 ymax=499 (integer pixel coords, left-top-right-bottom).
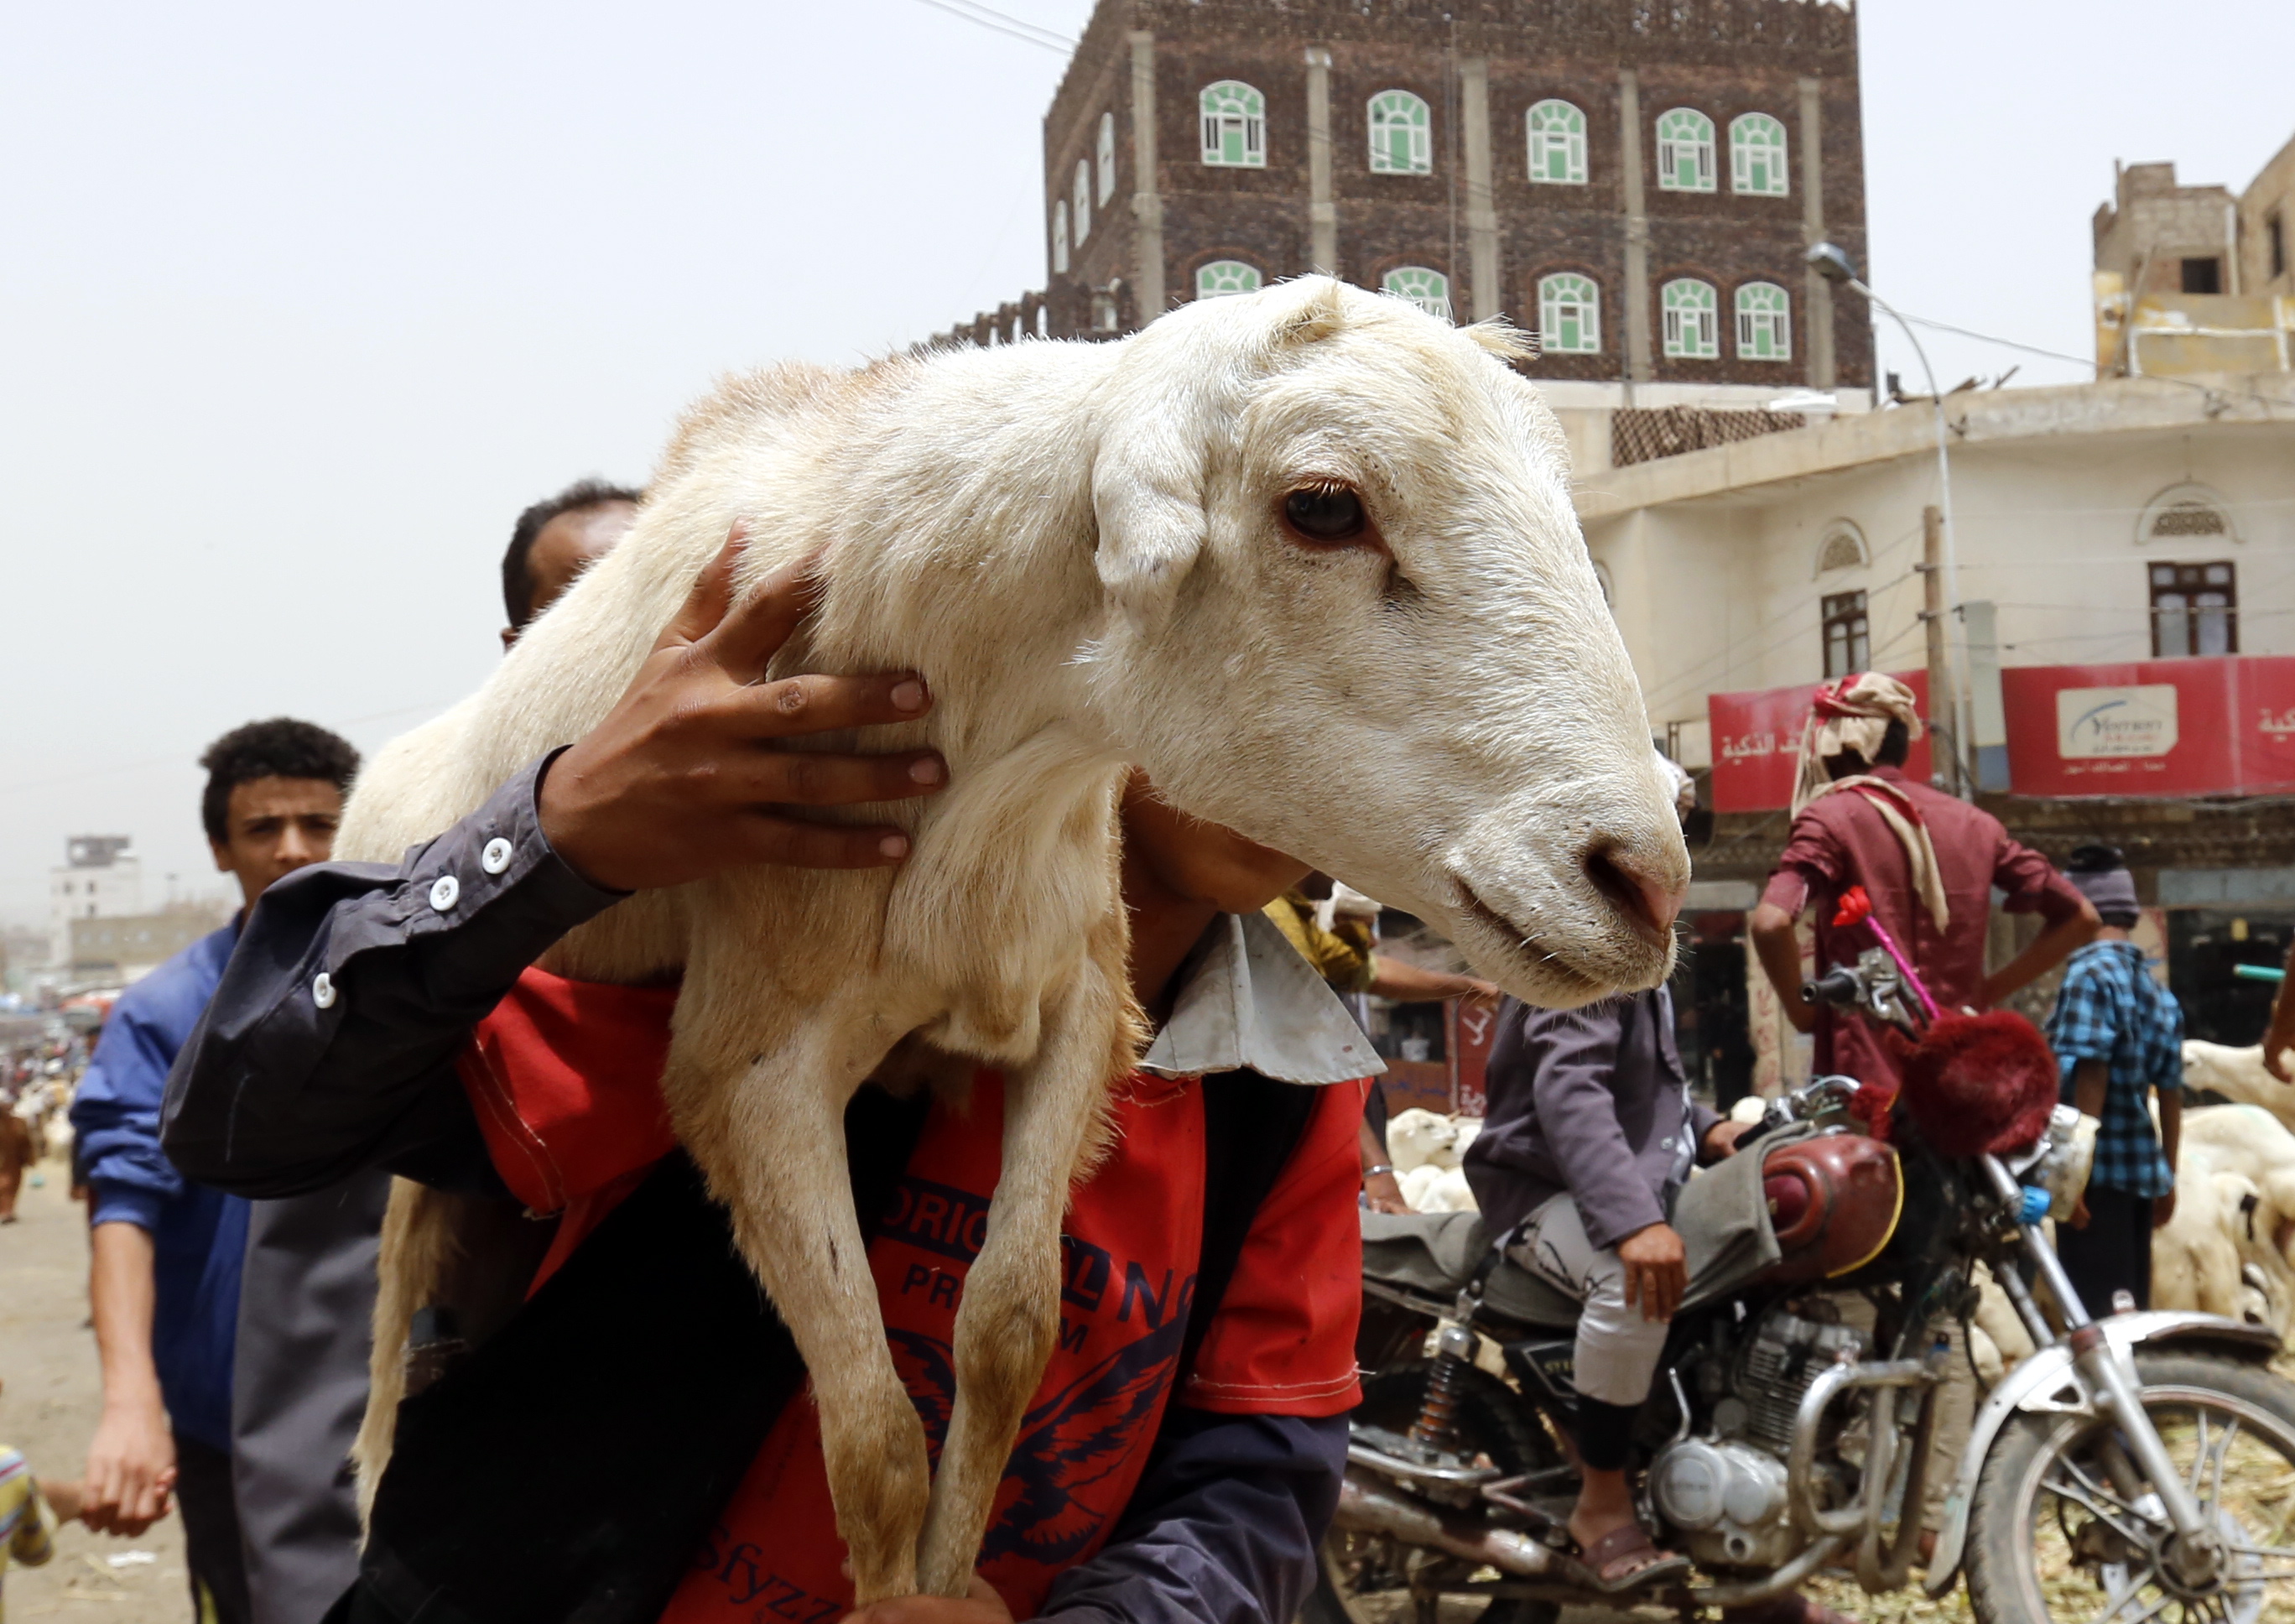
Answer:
xmin=1312 ymin=947 xmax=2295 ymax=1624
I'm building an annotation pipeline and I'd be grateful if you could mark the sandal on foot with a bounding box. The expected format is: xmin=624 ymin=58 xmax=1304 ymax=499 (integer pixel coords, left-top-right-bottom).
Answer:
xmin=1574 ymin=1522 xmax=1692 ymax=1593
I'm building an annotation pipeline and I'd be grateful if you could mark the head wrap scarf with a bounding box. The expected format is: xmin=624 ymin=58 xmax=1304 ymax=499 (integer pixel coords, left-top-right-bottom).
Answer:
xmin=1791 ymin=673 xmax=1953 ymax=931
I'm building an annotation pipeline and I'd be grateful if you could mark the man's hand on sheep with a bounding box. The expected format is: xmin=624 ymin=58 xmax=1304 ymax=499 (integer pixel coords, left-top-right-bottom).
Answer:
xmin=540 ymin=525 xmax=949 ymax=891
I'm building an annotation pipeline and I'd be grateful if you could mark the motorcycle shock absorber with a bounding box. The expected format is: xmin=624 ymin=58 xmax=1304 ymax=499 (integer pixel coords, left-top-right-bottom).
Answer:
xmin=1408 ymin=1309 xmax=1480 ymax=1456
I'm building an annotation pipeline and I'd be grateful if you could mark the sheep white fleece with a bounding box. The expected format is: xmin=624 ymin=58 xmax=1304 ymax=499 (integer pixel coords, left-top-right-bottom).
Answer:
xmin=2183 ymin=1040 xmax=2295 ymax=1133
xmin=339 ymin=278 xmax=1687 ymax=1599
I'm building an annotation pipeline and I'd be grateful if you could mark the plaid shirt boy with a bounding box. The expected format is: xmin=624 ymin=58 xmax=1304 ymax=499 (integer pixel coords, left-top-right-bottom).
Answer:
xmin=2046 ymin=940 xmax=2183 ymax=1197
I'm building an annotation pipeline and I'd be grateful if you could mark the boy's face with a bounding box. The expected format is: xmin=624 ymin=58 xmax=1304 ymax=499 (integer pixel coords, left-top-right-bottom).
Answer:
xmin=210 ymin=777 xmax=343 ymax=909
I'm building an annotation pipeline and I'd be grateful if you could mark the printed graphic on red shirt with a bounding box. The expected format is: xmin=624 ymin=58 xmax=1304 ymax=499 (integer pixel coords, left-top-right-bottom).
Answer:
xmin=664 ymin=1070 xmax=1365 ymax=1623
xmin=669 ymin=1072 xmax=1207 ymax=1621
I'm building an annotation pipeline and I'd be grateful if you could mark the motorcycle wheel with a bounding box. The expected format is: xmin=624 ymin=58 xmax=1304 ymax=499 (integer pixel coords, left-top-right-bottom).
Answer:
xmin=1965 ymin=1351 xmax=2295 ymax=1624
xmin=1302 ymin=1361 xmax=1564 ymax=1624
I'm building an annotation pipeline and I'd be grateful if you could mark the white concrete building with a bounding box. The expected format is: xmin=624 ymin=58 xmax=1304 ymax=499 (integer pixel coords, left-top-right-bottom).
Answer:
xmin=1576 ymin=373 xmax=2295 ymax=773
xmin=47 ymin=835 xmax=143 ymax=971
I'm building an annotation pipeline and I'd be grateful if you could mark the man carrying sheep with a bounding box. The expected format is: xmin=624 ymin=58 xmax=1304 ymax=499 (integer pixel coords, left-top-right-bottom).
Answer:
xmin=163 ymin=552 xmax=1371 ymax=1624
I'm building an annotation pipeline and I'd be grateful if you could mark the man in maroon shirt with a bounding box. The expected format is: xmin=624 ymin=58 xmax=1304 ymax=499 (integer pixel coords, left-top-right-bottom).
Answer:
xmin=1749 ymin=674 xmax=2096 ymax=1095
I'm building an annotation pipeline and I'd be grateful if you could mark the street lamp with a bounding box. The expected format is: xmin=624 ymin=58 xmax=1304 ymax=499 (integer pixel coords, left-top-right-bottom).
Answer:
xmin=1806 ymin=242 xmax=1970 ymax=794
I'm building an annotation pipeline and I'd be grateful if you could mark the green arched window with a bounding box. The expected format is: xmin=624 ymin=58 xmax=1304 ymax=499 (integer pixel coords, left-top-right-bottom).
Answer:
xmin=1736 ymin=282 xmax=1792 ymax=360
xmin=1383 ymin=267 xmax=1452 ymax=321
xmin=1526 ymin=99 xmax=1587 ymax=185
xmin=1661 ymin=278 xmax=1719 ymax=359
xmin=1368 ymin=90 xmax=1432 ymax=174
xmin=1538 ymin=273 xmax=1601 ymax=354
xmin=1051 ymin=201 xmax=1069 ymax=275
xmin=1195 ymin=260 xmax=1262 ymax=299
xmin=1073 ymin=160 xmax=1092 ymax=243
xmin=1097 ymin=111 xmax=1116 ymax=204
xmin=1730 ymin=112 xmax=1788 ymax=196
xmin=1200 ymin=81 xmax=1266 ymax=168
xmin=1655 ymin=109 xmax=1715 ymax=193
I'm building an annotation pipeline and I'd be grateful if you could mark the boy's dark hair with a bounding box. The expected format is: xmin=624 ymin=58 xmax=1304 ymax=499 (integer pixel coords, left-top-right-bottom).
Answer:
xmin=502 ymin=479 xmax=643 ymax=630
xmin=200 ymin=719 xmax=361 ymax=844
xmin=2067 ymin=842 xmax=2127 ymax=874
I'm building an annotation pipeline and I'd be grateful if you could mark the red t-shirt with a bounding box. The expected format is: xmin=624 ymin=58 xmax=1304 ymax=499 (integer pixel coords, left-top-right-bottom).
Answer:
xmin=455 ymin=967 xmax=1366 ymax=1621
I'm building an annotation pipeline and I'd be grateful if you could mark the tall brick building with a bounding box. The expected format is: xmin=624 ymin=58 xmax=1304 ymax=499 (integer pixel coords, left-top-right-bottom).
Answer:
xmin=1017 ymin=0 xmax=1871 ymax=409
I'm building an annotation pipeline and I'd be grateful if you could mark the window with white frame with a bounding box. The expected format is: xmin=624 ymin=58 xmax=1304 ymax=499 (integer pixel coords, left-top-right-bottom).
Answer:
xmin=1368 ymin=90 xmax=1432 ymax=174
xmin=1661 ymin=278 xmax=1719 ymax=358
xmin=1729 ymin=112 xmax=1788 ymax=195
xmin=1052 ymin=201 xmax=1069 ymax=275
xmin=1383 ymin=267 xmax=1452 ymax=320
xmin=1073 ymin=159 xmax=1091 ymax=242
xmin=1538 ymin=273 xmax=1601 ymax=353
xmin=1735 ymin=282 xmax=1792 ymax=360
xmin=1195 ymin=260 xmax=1262 ymax=298
xmin=1200 ymin=81 xmax=1266 ymax=167
xmin=1526 ymin=99 xmax=1587 ymax=185
xmin=1097 ymin=112 xmax=1116 ymax=204
xmin=1655 ymin=108 xmax=1715 ymax=192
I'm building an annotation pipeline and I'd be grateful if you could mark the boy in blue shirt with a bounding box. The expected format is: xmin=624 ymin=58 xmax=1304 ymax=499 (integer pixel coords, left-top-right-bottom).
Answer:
xmin=71 ymin=719 xmax=358 ymax=1624
xmin=2047 ymin=846 xmax=2184 ymax=1315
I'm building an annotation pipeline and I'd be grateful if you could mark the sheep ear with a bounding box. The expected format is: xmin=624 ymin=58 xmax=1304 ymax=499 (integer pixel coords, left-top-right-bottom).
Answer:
xmin=1093 ymin=417 xmax=1206 ymax=628
xmin=1272 ymin=276 xmax=1348 ymax=346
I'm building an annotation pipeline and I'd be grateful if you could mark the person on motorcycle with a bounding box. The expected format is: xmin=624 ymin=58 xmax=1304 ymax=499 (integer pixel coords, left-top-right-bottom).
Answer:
xmin=1462 ymin=763 xmax=1751 ymax=1595
xmin=1462 ymin=983 xmax=1746 ymax=1590
xmin=1748 ymin=674 xmax=2096 ymax=1097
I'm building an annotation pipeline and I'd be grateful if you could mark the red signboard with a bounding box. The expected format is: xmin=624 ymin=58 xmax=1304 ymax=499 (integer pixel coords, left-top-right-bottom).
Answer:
xmin=2001 ymin=656 xmax=2295 ymax=799
xmin=1707 ymin=671 xmax=1933 ymax=813
xmin=1449 ymin=999 xmax=1499 ymax=1117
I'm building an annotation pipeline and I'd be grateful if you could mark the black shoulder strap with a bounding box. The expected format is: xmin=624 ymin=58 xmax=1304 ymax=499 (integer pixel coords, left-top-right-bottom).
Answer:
xmin=359 ymin=1089 xmax=930 ymax=1624
xmin=1179 ymin=1070 xmax=1324 ymax=1384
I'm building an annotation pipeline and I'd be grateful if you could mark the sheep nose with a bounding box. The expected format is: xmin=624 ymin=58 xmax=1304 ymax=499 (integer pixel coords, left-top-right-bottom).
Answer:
xmin=1582 ymin=843 xmax=1687 ymax=946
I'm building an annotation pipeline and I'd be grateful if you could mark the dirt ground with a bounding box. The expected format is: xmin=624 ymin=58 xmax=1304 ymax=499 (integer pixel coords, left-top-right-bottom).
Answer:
xmin=2 ymin=1162 xmax=190 ymax=1623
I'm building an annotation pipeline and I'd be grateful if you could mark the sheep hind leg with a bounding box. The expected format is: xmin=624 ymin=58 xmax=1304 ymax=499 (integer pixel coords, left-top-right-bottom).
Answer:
xmin=915 ymin=958 xmax=1129 ymax=1597
xmin=677 ymin=1035 xmax=932 ymax=1603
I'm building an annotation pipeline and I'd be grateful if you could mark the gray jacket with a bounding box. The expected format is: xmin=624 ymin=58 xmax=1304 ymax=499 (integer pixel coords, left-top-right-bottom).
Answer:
xmin=1463 ymin=987 xmax=1719 ymax=1251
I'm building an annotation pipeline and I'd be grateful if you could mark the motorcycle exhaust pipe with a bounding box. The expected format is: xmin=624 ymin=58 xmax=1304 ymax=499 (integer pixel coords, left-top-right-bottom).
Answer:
xmin=1335 ymin=1471 xmax=1556 ymax=1577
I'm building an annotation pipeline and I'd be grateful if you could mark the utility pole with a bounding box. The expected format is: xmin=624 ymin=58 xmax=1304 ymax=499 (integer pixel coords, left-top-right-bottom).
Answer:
xmin=1920 ymin=503 xmax=1960 ymax=794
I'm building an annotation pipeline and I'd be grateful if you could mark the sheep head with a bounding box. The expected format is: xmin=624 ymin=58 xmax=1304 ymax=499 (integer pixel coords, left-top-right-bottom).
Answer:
xmin=1081 ymin=275 xmax=1685 ymax=1007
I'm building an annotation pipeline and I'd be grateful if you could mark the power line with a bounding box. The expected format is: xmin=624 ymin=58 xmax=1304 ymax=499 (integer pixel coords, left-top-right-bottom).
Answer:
xmin=906 ymin=0 xmax=1074 ymax=53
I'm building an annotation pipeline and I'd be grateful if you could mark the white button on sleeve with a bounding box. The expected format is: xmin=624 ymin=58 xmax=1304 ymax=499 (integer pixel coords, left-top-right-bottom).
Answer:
xmin=312 ymin=972 xmax=337 ymax=1010
xmin=481 ymin=837 xmax=514 ymax=876
xmin=429 ymin=874 xmax=461 ymax=913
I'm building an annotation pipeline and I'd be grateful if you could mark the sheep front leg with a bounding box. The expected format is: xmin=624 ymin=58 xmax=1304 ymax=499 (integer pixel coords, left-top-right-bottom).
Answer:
xmin=676 ymin=1038 xmax=932 ymax=1603
xmin=915 ymin=953 xmax=1132 ymax=1596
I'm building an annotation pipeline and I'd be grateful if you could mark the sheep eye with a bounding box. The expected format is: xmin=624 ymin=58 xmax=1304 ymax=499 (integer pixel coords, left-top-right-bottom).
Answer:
xmin=1283 ymin=486 xmax=1367 ymax=544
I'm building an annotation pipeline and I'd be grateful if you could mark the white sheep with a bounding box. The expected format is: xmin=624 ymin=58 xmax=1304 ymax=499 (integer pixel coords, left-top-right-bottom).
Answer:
xmin=2183 ymin=1040 xmax=2295 ymax=1132
xmin=1388 ymin=1107 xmax=1464 ymax=1173
xmin=1400 ymin=1163 xmax=1479 ymax=1214
xmin=341 ymin=278 xmax=1686 ymax=1599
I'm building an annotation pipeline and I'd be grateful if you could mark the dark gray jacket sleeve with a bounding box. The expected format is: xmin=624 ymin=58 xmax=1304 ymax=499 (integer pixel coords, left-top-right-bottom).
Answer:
xmin=1526 ymin=1006 xmax=1668 ymax=1251
xmin=1039 ymin=1408 xmax=1345 ymax=1624
xmin=161 ymin=755 xmax=625 ymax=1199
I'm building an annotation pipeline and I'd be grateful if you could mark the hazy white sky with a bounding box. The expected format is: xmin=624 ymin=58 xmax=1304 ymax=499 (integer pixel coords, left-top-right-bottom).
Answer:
xmin=2 ymin=0 xmax=2289 ymax=924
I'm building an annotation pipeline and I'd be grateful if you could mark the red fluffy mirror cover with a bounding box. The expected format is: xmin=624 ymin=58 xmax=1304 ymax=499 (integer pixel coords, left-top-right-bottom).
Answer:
xmin=1897 ymin=1010 xmax=2061 ymax=1157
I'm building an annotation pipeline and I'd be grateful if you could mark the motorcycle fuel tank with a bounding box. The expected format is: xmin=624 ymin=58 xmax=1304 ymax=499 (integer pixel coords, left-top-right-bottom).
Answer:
xmin=1758 ymin=1129 xmax=1902 ymax=1283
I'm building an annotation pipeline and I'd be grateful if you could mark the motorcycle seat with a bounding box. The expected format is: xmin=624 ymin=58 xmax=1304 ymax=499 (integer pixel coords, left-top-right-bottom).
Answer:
xmin=1360 ymin=1127 xmax=1797 ymax=1328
